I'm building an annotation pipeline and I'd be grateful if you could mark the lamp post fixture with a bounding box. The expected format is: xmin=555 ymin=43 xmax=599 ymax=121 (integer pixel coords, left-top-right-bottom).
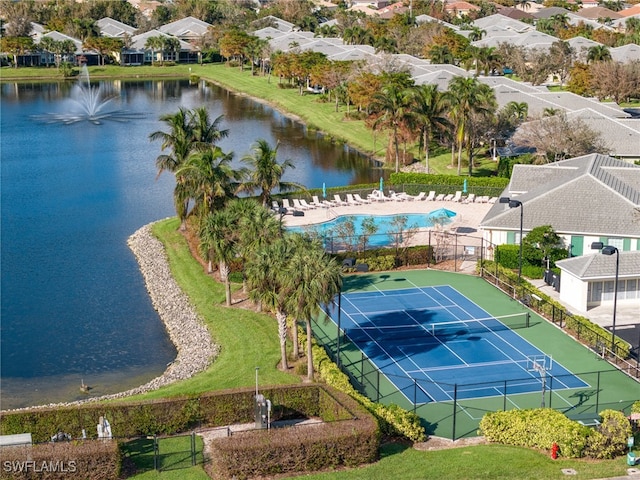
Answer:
xmin=499 ymin=197 xmax=524 ymax=283
xmin=591 ymin=242 xmax=620 ymax=354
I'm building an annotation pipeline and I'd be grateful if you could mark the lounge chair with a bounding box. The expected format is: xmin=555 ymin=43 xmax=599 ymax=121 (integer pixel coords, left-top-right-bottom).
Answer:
xmin=488 ymin=196 xmax=498 ymax=204
xmin=368 ymin=190 xmax=387 ymax=202
xmin=451 ymin=191 xmax=463 ymax=202
xmin=300 ymin=199 xmax=316 ymax=209
xmin=425 ymin=191 xmax=436 ymax=201
xmin=443 ymin=193 xmax=454 ymax=201
xmin=272 ymin=200 xmax=280 ymax=211
xmin=412 ymin=192 xmax=427 ymax=201
xmin=346 ymin=193 xmax=361 ymax=205
xmin=282 ymin=198 xmax=293 ymax=210
xmin=333 ymin=194 xmax=348 ymax=206
xmin=478 ymin=195 xmax=489 ymax=203
xmin=311 ymin=195 xmax=328 ymax=208
xmin=464 ymin=193 xmax=476 ymax=203
xmin=293 ymin=199 xmax=309 ymax=210
xmin=389 ymin=191 xmax=407 ymax=201
xmin=354 ymin=193 xmax=371 ymax=204
xmin=435 ymin=193 xmax=445 ymax=201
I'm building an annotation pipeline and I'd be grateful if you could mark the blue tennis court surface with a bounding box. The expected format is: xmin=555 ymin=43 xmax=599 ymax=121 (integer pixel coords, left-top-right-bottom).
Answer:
xmin=326 ymin=285 xmax=588 ymax=404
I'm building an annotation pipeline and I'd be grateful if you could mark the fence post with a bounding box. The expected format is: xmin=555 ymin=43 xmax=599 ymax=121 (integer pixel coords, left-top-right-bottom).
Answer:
xmin=595 ymin=371 xmax=600 ymax=413
xmin=191 ymin=432 xmax=196 ymax=466
xmin=376 ymin=370 xmax=380 ymax=402
xmin=414 ymin=379 xmax=418 ymax=413
xmin=452 ymin=385 xmax=458 ymax=441
xmin=454 ymin=233 xmax=458 ymax=272
xmin=548 ymin=376 xmax=553 ymax=409
xmin=153 ymin=435 xmax=159 ymax=471
xmin=503 ymin=380 xmax=507 ymax=411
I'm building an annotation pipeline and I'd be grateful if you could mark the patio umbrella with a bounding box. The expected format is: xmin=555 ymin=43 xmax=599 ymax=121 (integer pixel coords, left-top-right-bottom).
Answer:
xmin=428 ymin=208 xmax=457 ymax=219
xmin=380 ymin=177 xmax=384 ymax=192
xmin=463 ymin=178 xmax=468 ymax=194
xmin=322 ymin=182 xmax=326 ymax=198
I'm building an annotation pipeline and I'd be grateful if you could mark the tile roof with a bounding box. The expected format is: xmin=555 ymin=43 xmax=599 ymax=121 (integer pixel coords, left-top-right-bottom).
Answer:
xmin=556 ymin=251 xmax=640 ymax=279
xmin=480 ymin=154 xmax=640 ymax=237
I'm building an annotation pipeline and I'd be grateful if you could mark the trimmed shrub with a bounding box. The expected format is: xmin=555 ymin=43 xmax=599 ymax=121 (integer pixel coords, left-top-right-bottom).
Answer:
xmin=0 ymin=440 xmax=120 ymax=480
xmin=479 ymin=408 xmax=591 ymax=458
xmin=206 ymin=388 xmax=378 ymax=480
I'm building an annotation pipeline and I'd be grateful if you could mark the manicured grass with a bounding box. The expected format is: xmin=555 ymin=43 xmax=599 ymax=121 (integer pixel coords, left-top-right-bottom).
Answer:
xmin=119 ymin=218 xmax=299 ymax=403
xmin=123 ymin=435 xmax=203 ymax=478
xmin=291 ymin=443 xmax=630 ymax=480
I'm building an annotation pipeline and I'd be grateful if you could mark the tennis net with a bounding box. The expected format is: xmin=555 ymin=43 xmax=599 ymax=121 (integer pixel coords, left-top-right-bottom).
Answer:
xmin=346 ymin=312 xmax=530 ymax=343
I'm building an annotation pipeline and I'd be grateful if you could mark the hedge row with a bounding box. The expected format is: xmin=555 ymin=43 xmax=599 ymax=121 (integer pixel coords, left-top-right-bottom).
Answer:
xmin=206 ymin=389 xmax=379 ymax=480
xmin=479 ymin=408 xmax=632 ymax=459
xmin=0 ymin=385 xmax=336 ymax=443
xmin=0 ymin=440 xmax=119 ymax=480
xmin=389 ymin=172 xmax=510 ymax=189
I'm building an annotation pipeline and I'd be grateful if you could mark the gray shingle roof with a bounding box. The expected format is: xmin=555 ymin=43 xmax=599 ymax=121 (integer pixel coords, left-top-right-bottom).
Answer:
xmin=556 ymin=251 xmax=640 ymax=279
xmin=158 ymin=16 xmax=211 ymax=37
xmin=566 ymin=109 xmax=640 ymax=157
xmin=480 ymin=154 xmax=640 ymax=237
xmin=610 ymin=43 xmax=640 ymax=63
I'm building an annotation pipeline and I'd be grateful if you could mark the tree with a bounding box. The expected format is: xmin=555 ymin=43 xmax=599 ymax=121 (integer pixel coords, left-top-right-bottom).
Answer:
xmin=198 ymin=209 xmax=236 ymax=306
xmin=237 ymin=139 xmax=305 ymax=207
xmin=370 ymin=84 xmax=411 ymax=173
xmin=83 ymin=36 xmax=123 ymax=66
xmin=0 ymin=37 xmax=34 ymax=68
xmin=428 ymin=44 xmax=454 ymax=64
xmin=522 ymin=225 xmax=563 ymax=266
xmin=144 ymin=35 xmax=164 ymax=65
xmin=162 ymin=36 xmax=181 ymax=62
xmin=407 ymin=84 xmax=451 ymax=173
xmin=245 ymin=236 xmax=293 ymax=370
xmin=446 ymin=76 xmax=497 ymax=175
xmin=548 ymin=40 xmax=574 ymax=85
xmin=176 ymin=145 xmax=241 ymax=220
xmin=285 ymin=235 xmax=342 ymax=381
xmin=150 ymin=107 xmax=229 ymax=229
xmin=587 ymin=45 xmax=611 ymax=63
xmin=512 ymin=113 xmax=608 ymax=162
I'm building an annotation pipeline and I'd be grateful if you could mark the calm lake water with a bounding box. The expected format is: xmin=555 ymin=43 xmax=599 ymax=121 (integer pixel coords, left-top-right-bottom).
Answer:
xmin=0 ymin=78 xmax=383 ymax=409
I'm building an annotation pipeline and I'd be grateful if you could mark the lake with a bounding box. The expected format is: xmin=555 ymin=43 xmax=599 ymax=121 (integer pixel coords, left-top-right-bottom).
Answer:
xmin=0 ymin=77 xmax=384 ymax=409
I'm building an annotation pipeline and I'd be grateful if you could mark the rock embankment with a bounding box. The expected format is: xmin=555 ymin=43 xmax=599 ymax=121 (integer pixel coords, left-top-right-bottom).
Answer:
xmin=4 ymin=222 xmax=218 ymax=411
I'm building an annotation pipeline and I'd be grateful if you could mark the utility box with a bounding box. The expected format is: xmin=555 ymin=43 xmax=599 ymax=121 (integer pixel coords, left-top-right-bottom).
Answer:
xmin=255 ymin=394 xmax=269 ymax=429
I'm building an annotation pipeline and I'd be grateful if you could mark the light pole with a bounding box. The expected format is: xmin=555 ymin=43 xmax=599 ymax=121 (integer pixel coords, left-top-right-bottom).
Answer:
xmin=499 ymin=197 xmax=523 ymax=283
xmin=591 ymin=242 xmax=620 ymax=354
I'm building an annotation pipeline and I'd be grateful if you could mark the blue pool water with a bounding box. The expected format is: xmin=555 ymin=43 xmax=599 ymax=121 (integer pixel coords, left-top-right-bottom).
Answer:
xmin=289 ymin=213 xmax=450 ymax=247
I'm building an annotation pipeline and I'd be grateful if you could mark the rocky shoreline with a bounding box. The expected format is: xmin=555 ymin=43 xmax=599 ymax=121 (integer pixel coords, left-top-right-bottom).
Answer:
xmin=3 ymin=222 xmax=219 ymax=411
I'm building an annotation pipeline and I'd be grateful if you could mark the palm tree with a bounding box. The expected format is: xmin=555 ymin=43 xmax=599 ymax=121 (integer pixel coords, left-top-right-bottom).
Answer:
xmin=285 ymin=235 xmax=342 ymax=381
xmin=150 ymin=107 xmax=231 ymax=230
xmin=505 ymin=101 xmax=528 ymax=121
xmin=370 ymin=85 xmax=411 ymax=173
xmin=245 ymin=236 xmax=294 ymax=370
xmin=199 ymin=209 xmax=236 ymax=306
xmin=446 ymin=76 xmax=497 ymax=175
xmin=237 ymin=139 xmax=305 ymax=207
xmin=144 ymin=36 xmax=164 ymax=65
xmin=587 ymin=45 xmax=611 ymax=63
xmin=176 ymin=146 xmax=242 ymax=219
xmin=189 ymin=107 xmax=229 ymax=150
xmin=429 ymin=44 xmax=454 ymax=65
xmin=149 ymin=108 xmax=193 ymax=229
xmin=408 ymin=84 xmax=452 ymax=173
xmin=467 ymin=26 xmax=486 ymax=42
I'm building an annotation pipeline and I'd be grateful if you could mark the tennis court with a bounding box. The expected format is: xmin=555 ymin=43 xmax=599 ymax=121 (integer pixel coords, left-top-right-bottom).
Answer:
xmin=325 ymin=284 xmax=587 ymax=405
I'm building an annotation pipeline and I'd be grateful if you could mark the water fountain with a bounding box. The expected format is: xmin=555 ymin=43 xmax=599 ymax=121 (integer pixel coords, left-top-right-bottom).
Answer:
xmin=33 ymin=65 xmax=143 ymax=125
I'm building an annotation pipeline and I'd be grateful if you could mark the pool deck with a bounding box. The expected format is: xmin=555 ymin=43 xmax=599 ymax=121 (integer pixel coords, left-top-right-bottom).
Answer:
xmin=281 ymin=196 xmax=494 ymax=234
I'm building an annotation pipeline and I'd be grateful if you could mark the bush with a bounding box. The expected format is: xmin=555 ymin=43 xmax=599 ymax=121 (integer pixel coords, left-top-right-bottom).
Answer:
xmin=0 ymin=440 xmax=120 ymax=480
xmin=479 ymin=408 xmax=591 ymax=458
xmin=584 ymin=410 xmax=632 ymax=459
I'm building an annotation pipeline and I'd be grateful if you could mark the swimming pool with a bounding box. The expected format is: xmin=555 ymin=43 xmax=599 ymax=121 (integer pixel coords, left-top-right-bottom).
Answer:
xmin=288 ymin=213 xmax=452 ymax=248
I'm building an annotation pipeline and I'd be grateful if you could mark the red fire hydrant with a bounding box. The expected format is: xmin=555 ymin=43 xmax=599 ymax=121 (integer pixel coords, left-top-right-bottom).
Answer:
xmin=551 ymin=442 xmax=559 ymax=459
